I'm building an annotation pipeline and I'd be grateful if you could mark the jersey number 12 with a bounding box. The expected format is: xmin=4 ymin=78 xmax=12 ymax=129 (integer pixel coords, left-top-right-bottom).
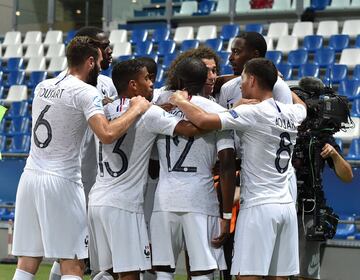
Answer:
xmin=165 ymin=136 xmax=197 ymax=173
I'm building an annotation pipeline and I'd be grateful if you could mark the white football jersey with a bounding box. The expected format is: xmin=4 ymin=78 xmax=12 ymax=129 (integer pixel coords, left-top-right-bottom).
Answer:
xmin=97 ymin=74 xmax=118 ymax=99
xmin=218 ymin=76 xmax=292 ymax=109
xmin=218 ymin=98 xmax=306 ymax=209
xmin=88 ymin=98 xmax=181 ymax=213
xmin=25 ymin=75 xmax=104 ymax=184
xmin=154 ymin=92 xmax=234 ymax=216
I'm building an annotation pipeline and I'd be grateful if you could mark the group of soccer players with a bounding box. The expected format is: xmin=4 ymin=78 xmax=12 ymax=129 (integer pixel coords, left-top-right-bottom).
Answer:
xmin=11 ymin=26 xmax=308 ymax=280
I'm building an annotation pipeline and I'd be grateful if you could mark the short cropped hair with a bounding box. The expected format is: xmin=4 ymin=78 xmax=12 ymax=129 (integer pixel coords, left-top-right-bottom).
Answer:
xmin=236 ymin=32 xmax=267 ymax=58
xmin=136 ymin=56 xmax=157 ymax=77
xmin=243 ymin=58 xmax=277 ymax=91
xmin=112 ymin=59 xmax=146 ymax=94
xmin=75 ymin=26 xmax=103 ymax=39
xmin=66 ymin=36 xmax=101 ymax=68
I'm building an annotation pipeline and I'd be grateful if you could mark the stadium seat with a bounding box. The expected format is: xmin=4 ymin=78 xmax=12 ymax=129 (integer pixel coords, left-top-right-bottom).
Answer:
xmin=7 ymin=134 xmax=30 ymax=153
xmin=355 ymin=35 xmax=360 ymax=48
xmin=101 ymin=66 xmax=112 ymax=78
xmin=351 ymin=99 xmax=360 ymax=117
xmin=43 ymin=30 xmax=63 ymax=46
xmin=162 ymin=53 xmax=178 ymax=69
xmin=272 ymin=0 xmax=292 ymax=10
xmin=329 ymin=35 xmax=350 ymax=53
xmin=180 ymin=39 xmax=199 ymax=52
xmin=130 ymin=29 xmax=148 ymax=44
xmin=134 ymin=53 xmax=158 ymax=63
xmin=196 ymin=25 xmax=217 ymax=42
xmin=205 ymin=38 xmax=223 ymax=52
xmin=353 ymin=65 xmax=360 ymax=79
xmin=291 ymin=21 xmax=314 ymax=40
xmin=7 ymin=117 xmax=30 ymax=136
xmin=151 ymin=27 xmax=170 ymax=43
xmin=342 ymin=20 xmax=360 ymax=38
xmin=176 ymin=1 xmax=197 ymax=15
xmin=5 ymin=101 xmax=28 ymax=118
xmin=221 ymin=64 xmax=233 ymax=75
xmin=226 ymin=37 xmax=235 ymax=52
xmin=334 ymin=215 xmax=356 ymax=239
xmin=334 ymin=117 xmax=360 ymax=143
xmin=2 ymin=85 xmax=28 ymax=103
xmin=64 ymin=29 xmax=77 ymax=45
xmin=276 ymin=63 xmax=292 ymax=80
xmin=275 ymin=35 xmax=298 ymax=55
xmin=195 ymin=1 xmax=216 ymax=15
xmin=314 ymin=47 xmax=335 ymax=68
xmin=351 ymin=0 xmax=360 ymax=6
xmin=287 ymin=49 xmax=308 ymax=68
xmin=311 ymin=0 xmax=330 ymax=10
xmin=265 ymin=50 xmax=282 ymax=65
xmin=339 ymin=48 xmax=360 ymax=69
xmin=4 ymin=70 xmax=25 ymax=88
xmin=25 ymin=57 xmax=46 ymax=73
xmin=109 ymin=29 xmax=127 ymax=45
xmin=323 ymin=64 xmax=348 ymax=85
xmin=317 ymin=20 xmax=339 ymax=39
xmin=112 ymin=42 xmax=132 ymax=58
xmin=0 ymin=135 xmax=6 ymax=152
xmin=23 ymin=31 xmax=42 ymax=46
xmin=157 ymin=40 xmax=176 ymax=56
xmin=213 ymin=0 xmax=230 ymax=14
xmin=335 ymin=138 xmax=343 ymax=152
xmin=303 ymin=35 xmax=323 ymax=53
xmin=26 ymin=71 xmax=47 ymax=89
xmin=345 ymin=139 xmax=360 ymax=160
xmin=134 ymin=41 xmax=153 ymax=56
xmin=263 ymin=36 xmax=274 ymax=51
xmin=245 ymin=23 xmax=263 ymax=34
xmin=47 ymin=57 xmax=67 ymax=74
xmin=338 ymin=79 xmax=360 ymax=100
xmin=217 ymin=51 xmax=230 ymax=66
xmin=235 ymin=0 xmax=251 ymax=12
xmin=24 ymin=44 xmax=44 ymax=59
xmin=2 ymin=57 xmax=24 ymax=73
xmin=298 ymin=63 xmax=320 ymax=79
xmin=3 ymin=44 xmax=22 ymax=59
xmin=173 ymin=26 xmax=194 ymax=44
xmin=219 ymin=24 xmax=239 ymax=41
xmin=2 ymin=31 xmax=21 ymax=47
xmin=267 ymin=22 xmax=289 ymax=40
xmin=0 ymin=85 xmax=4 ymax=99
xmin=328 ymin=0 xmax=351 ymax=9
xmin=45 ymin=44 xmax=66 ymax=59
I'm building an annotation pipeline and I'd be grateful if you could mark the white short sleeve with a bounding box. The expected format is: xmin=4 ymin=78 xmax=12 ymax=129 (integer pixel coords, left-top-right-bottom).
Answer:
xmin=273 ymin=77 xmax=292 ymax=104
xmin=290 ymin=104 xmax=307 ymax=124
xmin=216 ymin=130 xmax=234 ymax=153
xmin=218 ymin=105 xmax=255 ymax=132
xmin=142 ymin=105 xmax=180 ymax=136
xmin=76 ymin=86 xmax=104 ymax=120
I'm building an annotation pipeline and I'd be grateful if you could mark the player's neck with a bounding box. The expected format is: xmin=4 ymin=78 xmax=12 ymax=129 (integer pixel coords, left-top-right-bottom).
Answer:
xmin=257 ymin=90 xmax=273 ymax=102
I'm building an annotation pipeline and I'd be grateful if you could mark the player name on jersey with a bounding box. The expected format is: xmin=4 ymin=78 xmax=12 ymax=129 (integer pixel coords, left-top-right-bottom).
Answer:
xmin=275 ymin=117 xmax=296 ymax=130
xmin=37 ymin=88 xmax=65 ymax=99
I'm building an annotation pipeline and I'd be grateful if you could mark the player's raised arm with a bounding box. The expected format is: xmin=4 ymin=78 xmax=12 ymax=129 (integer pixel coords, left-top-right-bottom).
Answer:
xmin=88 ymin=96 xmax=150 ymax=144
xmin=170 ymin=91 xmax=222 ymax=130
xmin=292 ymin=91 xmax=307 ymax=108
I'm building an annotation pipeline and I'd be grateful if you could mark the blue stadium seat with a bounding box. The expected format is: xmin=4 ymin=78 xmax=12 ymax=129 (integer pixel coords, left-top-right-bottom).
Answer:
xmin=353 ymin=65 xmax=360 ymax=79
xmin=135 ymin=53 xmax=159 ymax=63
xmin=7 ymin=134 xmax=30 ymax=153
xmin=329 ymin=35 xmax=350 ymax=53
xmin=221 ymin=64 xmax=233 ymax=75
xmin=7 ymin=117 xmax=31 ymax=136
xmin=298 ymin=63 xmax=320 ymax=79
xmin=219 ymin=24 xmax=240 ymax=40
xmin=26 ymin=71 xmax=47 ymax=89
xmin=0 ymin=135 xmax=6 ymax=152
xmin=3 ymin=58 xmax=24 ymax=73
xmin=180 ymin=39 xmax=199 ymax=52
xmin=4 ymin=70 xmax=25 ymax=89
xmin=117 ymin=55 xmax=135 ymax=62
xmin=6 ymin=101 xmax=29 ymax=118
xmin=151 ymin=26 xmax=170 ymax=43
xmin=277 ymin=63 xmax=293 ymax=81
xmin=130 ymin=29 xmax=148 ymax=44
xmin=162 ymin=53 xmax=178 ymax=69
xmin=64 ymin=29 xmax=77 ymax=45
xmin=0 ymin=71 xmax=3 ymax=85
xmin=157 ymin=40 xmax=176 ymax=56
xmin=303 ymin=35 xmax=323 ymax=53
xmin=338 ymin=79 xmax=360 ymax=100
xmin=205 ymin=38 xmax=223 ymax=52
xmin=245 ymin=23 xmax=263 ymax=34
xmin=287 ymin=49 xmax=308 ymax=68
xmin=334 ymin=215 xmax=356 ymax=239
xmin=335 ymin=138 xmax=343 ymax=152
xmin=155 ymin=67 xmax=164 ymax=88
xmin=0 ymin=86 xmax=4 ymax=99
xmin=345 ymin=139 xmax=360 ymax=160
xmin=265 ymin=50 xmax=282 ymax=65
xmin=323 ymin=64 xmax=348 ymax=85
xmin=135 ymin=41 xmax=153 ymax=55
xmin=217 ymin=51 xmax=230 ymax=66
xmin=101 ymin=66 xmax=112 ymax=77
xmin=194 ymin=0 xmax=216 ymax=15
xmin=314 ymin=47 xmax=335 ymax=68
xmin=311 ymin=0 xmax=330 ymax=10
xmin=355 ymin=35 xmax=360 ymax=48
xmin=0 ymin=202 xmax=15 ymax=221
xmin=351 ymin=98 xmax=360 ymax=117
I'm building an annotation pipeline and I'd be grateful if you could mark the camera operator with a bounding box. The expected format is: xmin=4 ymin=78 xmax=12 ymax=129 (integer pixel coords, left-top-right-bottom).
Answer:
xmin=293 ymin=77 xmax=353 ymax=280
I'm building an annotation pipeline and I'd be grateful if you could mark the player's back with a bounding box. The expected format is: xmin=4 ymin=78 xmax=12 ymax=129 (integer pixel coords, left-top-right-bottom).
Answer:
xmin=26 ymin=75 xmax=103 ymax=184
xmin=154 ymin=93 xmax=233 ymax=216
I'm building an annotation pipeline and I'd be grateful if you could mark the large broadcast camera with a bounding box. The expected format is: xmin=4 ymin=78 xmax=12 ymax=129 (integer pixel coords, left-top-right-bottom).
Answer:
xmin=291 ymin=77 xmax=353 ymax=241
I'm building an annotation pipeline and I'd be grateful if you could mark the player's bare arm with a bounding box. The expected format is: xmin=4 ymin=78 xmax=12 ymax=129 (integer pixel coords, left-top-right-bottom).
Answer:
xmin=292 ymin=91 xmax=307 ymax=108
xmin=212 ymin=148 xmax=236 ymax=248
xmin=170 ymin=91 xmax=222 ymax=130
xmin=88 ymin=96 xmax=150 ymax=144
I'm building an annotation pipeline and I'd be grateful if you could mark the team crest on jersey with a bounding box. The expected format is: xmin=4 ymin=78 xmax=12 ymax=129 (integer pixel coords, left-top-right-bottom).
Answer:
xmin=228 ymin=109 xmax=239 ymax=119
xmin=93 ymin=95 xmax=103 ymax=109
xmin=144 ymin=245 xmax=151 ymax=258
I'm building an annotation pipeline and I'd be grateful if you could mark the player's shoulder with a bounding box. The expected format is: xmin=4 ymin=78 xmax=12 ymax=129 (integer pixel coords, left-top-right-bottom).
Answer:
xmin=104 ymin=98 xmax=130 ymax=120
xmin=222 ymin=76 xmax=241 ymax=90
xmin=191 ymin=95 xmax=226 ymax=113
xmin=97 ymin=74 xmax=114 ymax=85
xmin=154 ymin=88 xmax=173 ymax=105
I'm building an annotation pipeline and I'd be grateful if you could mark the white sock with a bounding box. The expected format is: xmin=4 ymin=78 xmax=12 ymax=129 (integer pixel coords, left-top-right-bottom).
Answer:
xmin=93 ymin=271 xmax=114 ymax=280
xmin=49 ymin=261 xmax=62 ymax=280
xmin=191 ymin=273 xmax=214 ymax=280
xmin=13 ymin=269 xmax=34 ymax=280
xmin=155 ymin=271 xmax=174 ymax=280
xmin=60 ymin=276 xmax=82 ymax=280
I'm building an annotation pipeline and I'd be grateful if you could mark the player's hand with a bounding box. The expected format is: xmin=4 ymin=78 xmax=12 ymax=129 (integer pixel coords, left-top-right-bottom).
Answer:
xmin=320 ymin=143 xmax=338 ymax=159
xmin=233 ymin=98 xmax=260 ymax=107
xmin=159 ymin=103 xmax=175 ymax=112
xmin=102 ymin=96 xmax=114 ymax=106
xmin=211 ymin=219 xmax=230 ymax=248
xmin=169 ymin=90 xmax=189 ymax=105
xmin=130 ymin=96 xmax=151 ymax=114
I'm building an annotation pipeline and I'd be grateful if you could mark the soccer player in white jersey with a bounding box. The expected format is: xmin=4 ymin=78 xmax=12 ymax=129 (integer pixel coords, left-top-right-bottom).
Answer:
xmin=151 ymin=57 xmax=236 ymax=280
xmin=88 ymin=59 xmax=203 ymax=280
xmin=169 ymin=58 xmax=307 ymax=280
xmin=11 ymin=37 xmax=150 ymax=280
xmin=218 ymin=32 xmax=292 ymax=109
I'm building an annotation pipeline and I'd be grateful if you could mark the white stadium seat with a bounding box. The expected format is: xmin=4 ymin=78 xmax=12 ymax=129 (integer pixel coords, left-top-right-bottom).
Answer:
xmin=2 ymin=85 xmax=28 ymax=103
xmin=267 ymin=22 xmax=289 ymax=40
xmin=351 ymin=0 xmax=360 ymax=6
xmin=342 ymin=19 xmax=360 ymax=38
xmin=235 ymin=0 xmax=251 ymax=12
xmin=291 ymin=21 xmax=314 ymax=40
xmin=109 ymin=29 xmax=127 ymax=45
xmin=276 ymin=35 xmax=298 ymax=54
xmin=263 ymin=36 xmax=274 ymax=51
xmin=45 ymin=44 xmax=65 ymax=59
xmin=317 ymin=20 xmax=339 ymax=39
xmin=43 ymin=30 xmax=63 ymax=46
xmin=175 ymin=1 xmax=197 ymax=15
xmin=25 ymin=57 xmax=46 ymax=73
xmin=328 ymin=0 xmax=351 ymax=9
xmin=213 ymin=0 xmax=229 ymax=14
xmin=2 ymin=31 xmax=21 ymax=47
xmin=339 ymin=48 xmax=360 ymax=69
xmin=24 ymin=44 xmax=44 ymax=59
xmin=196 ymin=25 xmax=217 ymax=42
xmin=112 ymin=42 xmax=132 ymax=58
xmin=23 ymin=31 xmax=42 ymax=46
xmin=3 ymin=44 xmax=22 ymax=59
xmin=47 ymin=57 xmax=67 ymax=73
xmin=272 ymin=0 xmax=293 ymax=10
xmin=173 ymin=26 xmax=194 ymax=44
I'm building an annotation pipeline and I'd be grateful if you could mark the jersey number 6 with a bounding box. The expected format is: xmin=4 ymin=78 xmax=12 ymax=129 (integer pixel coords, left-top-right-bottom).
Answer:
xmin=33 ymin=105 xmax=52 ymax=149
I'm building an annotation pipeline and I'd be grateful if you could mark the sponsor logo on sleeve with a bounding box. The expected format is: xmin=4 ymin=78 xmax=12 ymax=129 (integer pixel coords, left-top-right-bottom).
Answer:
xmin=229 ymin=109 xmax=239 ymax=119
